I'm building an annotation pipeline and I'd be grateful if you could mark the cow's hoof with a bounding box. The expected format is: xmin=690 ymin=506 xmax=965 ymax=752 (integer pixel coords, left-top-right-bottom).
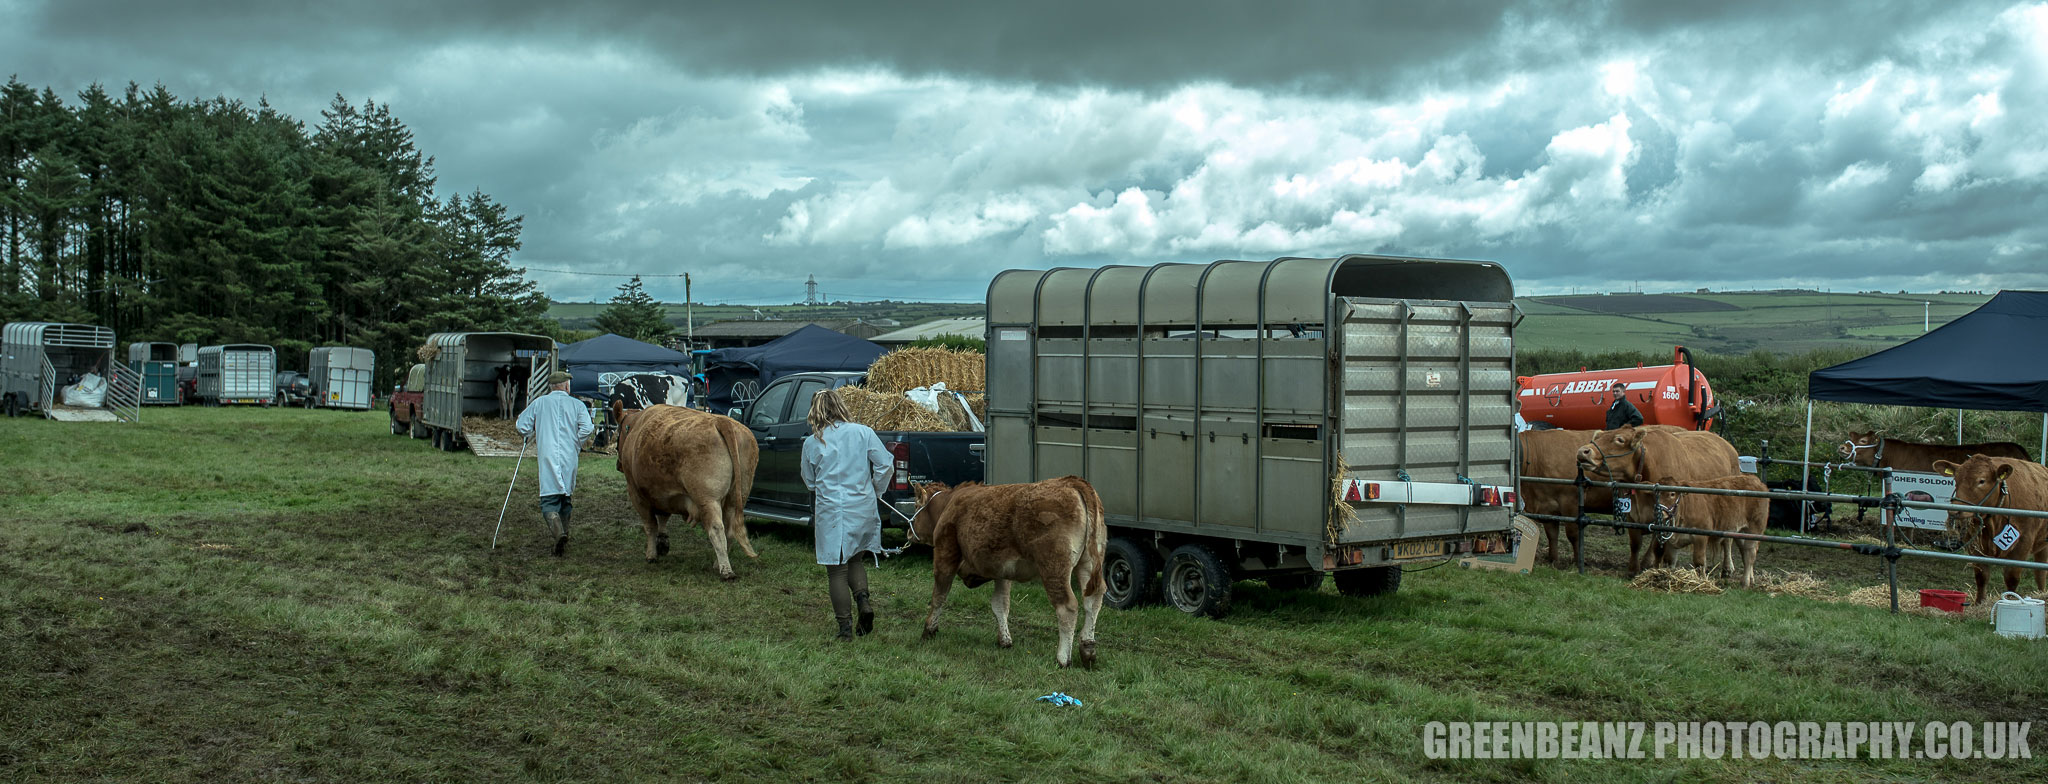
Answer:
xmin=1056 ymin=659 xmax=1071 ymax=669
xmin=656 ymin=540 xmax=670 ymax=557
xmin=998 ymin=638 xmax=1012 ymax=649
xmin=720 ymin=572 xmax=739 ymax=582
xmin=921 ymin=627 xmax=938 ymax=640
xmin=1079 ymin=641 xmax=1098 ymax=669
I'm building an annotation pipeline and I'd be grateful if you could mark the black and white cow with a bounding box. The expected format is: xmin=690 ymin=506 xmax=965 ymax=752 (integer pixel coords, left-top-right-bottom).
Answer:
xmin=607 ymin=373 xmax=691 ymax=436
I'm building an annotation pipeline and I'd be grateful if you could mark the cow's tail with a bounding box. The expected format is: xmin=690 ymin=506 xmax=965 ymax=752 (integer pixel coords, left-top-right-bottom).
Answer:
xmin=1070 ymin=476 xmax=1108 ymax=597
xmin=716 ymin=418 xmax=759 ymax=507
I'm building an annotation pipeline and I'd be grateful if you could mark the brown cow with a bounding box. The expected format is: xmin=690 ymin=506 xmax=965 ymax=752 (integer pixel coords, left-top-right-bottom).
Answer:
xmin=1839 ymin=431 xmax=2031 ymax=473
xmin=1644 ymin=474 xmax=1768 ymax=588
xmin=1576 ymin=426 xmax=1741 ymax=575
xmin=616 ymin=405 xmax=760 ymax=580
xmin=1932 ymin=456 xmax=2048 ymax=603
xmin=911 ymin=477 xmax=1108 ymax=668
xmin=1521 ymin=425 xmax=1684 ymax=568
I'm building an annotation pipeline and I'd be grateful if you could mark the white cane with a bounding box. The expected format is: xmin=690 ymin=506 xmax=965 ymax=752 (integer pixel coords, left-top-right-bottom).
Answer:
xmin=491 ymin=437 xmax=533 ymax=550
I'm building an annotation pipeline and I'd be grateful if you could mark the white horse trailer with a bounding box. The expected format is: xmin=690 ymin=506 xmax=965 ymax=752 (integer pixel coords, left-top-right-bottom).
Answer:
xmin=420 ymin=332 xmax=556 ymax=453
xmin=196 ymin=344 xmax=278 ymax=406
xmin=308 ymin=347 xmax=375 ymax=410
xmin=2 ymin=322 xmax=139 ymax=422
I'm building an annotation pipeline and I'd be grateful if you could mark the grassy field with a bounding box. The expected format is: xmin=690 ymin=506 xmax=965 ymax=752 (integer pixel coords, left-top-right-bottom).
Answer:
xmin=5 ymin=408 xmax=2045 ymax=782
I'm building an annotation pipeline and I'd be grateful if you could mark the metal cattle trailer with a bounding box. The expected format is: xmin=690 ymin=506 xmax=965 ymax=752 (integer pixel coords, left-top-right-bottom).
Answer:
xmin=2 ymin=322 xmax=140 ymax=422
xmin=420 ymin=332 xmax=556 ymax=453
xmin=985 ymin=254 xmax=1519 ymax=617
xmin=128 ymin=342 xmax=182 ymax=405
xmin=307 ymin=347 xmax=375 ymax=410
xmin=195 ymin=344 xmax=278 ymax=406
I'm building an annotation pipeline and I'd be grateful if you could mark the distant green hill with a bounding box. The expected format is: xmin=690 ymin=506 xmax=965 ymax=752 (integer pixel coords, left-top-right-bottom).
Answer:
xmin=549 ymin=290 xmax=1992 ymax=355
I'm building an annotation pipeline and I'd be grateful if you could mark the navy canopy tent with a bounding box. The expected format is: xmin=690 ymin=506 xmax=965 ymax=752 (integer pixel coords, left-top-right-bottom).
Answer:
xmin=1808 ymin=291 xmax=2048 ymax=412
xmin=705 ymin=325 xmax=886 ymax=411
xmin=557 ymin=333 xmax=693 ymax=398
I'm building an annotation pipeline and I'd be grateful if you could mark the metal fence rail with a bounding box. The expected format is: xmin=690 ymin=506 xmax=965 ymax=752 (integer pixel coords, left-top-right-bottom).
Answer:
xmin=1519 ymin=474 xmax=2048 ymax=614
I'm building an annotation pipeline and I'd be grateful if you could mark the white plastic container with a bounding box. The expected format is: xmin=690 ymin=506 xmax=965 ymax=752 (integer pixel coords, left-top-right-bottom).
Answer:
xmin=1991 ymin=592 xmax=2045 ymax=640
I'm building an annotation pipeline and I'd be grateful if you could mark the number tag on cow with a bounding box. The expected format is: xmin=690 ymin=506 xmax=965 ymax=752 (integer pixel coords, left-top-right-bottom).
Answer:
xmin=1613 ymin=496 xmax=1632 ymax=514
xmin=1994 ymin=524 xmax=2022 ymax=552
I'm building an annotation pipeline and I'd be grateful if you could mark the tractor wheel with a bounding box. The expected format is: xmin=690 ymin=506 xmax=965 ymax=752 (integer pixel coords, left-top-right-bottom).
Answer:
xmin=1334 ymin=565 xmax=1403 ymax=598
xmin=1102 ymin=537 xmax=1160 ymax=610
xmin=1163 ymin=543 xmax=1234 ymax=618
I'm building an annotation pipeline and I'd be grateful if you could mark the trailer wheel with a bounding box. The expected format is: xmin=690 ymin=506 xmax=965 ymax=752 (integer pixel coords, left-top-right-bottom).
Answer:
xmin=1163 ymin=543 xmax=1233 ymax=618
xmin=1333 ymin=565 xmax=1403 ymax=598
xmin=3 ymin=394 xmax=16 ymax=418
xmin=1102 ymin=537 xmax=1159 ymax=610
xmin=1264 ymin=572 xmax=1326 ymax=592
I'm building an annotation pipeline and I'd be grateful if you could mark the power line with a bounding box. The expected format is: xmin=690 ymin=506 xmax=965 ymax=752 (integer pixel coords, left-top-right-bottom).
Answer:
xmin=523 ymin=268 xmax=685 ymax=278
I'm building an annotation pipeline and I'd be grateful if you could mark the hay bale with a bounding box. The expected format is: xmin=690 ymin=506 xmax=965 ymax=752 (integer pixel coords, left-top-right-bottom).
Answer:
xmin=835 ymin=387 xmax=957 ymax=432
xmin=1841 ymin=585 xmax=1896 ymax=608
xmin=866 ymin=348 xmax=985 ymax=394
xmin=416 ymin=344 xmax=441 ymax=362
xmin=934 ymin=393 xmax=976 ymax=430
xmin=1629 ymin=567 xmax=1724 ymax=595
xmin=1751 ymin=570 xmax=1834 ymax=600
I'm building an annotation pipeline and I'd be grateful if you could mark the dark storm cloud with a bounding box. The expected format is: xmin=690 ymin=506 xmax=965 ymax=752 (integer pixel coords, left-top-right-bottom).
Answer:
xmin=7 ymin=0 xmax=2044 ymax=302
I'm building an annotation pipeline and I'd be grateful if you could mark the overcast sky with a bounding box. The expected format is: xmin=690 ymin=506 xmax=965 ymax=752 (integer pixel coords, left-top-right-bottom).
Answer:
xmin=7 ymin=1 xmax=2045 ymax=304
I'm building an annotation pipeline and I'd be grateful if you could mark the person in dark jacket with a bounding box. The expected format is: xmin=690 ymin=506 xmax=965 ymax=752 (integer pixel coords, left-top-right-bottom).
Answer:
xmin=1605 ymin=381 xmax=1644 ymax=429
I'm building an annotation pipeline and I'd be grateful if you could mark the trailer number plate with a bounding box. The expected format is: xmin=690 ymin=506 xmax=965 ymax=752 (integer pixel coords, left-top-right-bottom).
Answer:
xmin=1391 ymin=540 xmax=1444 ymax=560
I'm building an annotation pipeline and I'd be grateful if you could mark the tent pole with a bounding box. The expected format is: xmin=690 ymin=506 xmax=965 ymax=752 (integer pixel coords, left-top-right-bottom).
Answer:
xmin=2040 ymin=413 xmax=2045 ymax=465
xmin=1801 ymin=399 xmax=1814 ymax=535
xmin=1956 ymin=409 xmax=1963 ymax=445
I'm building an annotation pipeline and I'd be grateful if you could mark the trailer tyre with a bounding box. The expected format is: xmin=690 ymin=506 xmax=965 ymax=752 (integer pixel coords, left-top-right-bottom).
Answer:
xmin=3 ymin=394 xmax=16 ymax=418
xmin=1333 ymin=565 xmax=1403 ymax=598
xmin=1102 ymin=537 xmax=1160 ymax=610
xmin=1264 ymin=572 xmax=1326 ymax=592
xmin=1163 ymin=543 xmax=1233 ymax=618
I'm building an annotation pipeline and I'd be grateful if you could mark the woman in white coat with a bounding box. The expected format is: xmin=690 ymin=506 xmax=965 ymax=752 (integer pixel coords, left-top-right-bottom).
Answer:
xmin=800 ymin=388 xmax=894 ymax=641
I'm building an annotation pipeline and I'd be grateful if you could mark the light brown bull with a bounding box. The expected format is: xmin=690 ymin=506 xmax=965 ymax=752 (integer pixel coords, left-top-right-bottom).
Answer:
xmin=1839 ymin=431 xmax=2030 ymax=473
xmin=1520 ymin=425 xmax=1683 ymax=568
xmin=911 ymin=477 xmax=1108 ymax=668
xmin=1575 ymin=426 xmax=1741 ymax=575
xmin=1932 ymin=456 xmax=2048 ymax=603
xmin=616 ymin=405 xmax=760 ymax=580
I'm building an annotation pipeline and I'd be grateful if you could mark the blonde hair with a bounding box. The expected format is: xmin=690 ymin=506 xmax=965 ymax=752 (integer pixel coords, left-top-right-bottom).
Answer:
xmin=807 ymin=387 xmax=852 ymax=440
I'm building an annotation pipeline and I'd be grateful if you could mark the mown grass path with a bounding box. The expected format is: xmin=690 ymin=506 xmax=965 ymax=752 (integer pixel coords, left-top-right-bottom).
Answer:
xmin=3 ymin=408 xmax=2043 ymax=782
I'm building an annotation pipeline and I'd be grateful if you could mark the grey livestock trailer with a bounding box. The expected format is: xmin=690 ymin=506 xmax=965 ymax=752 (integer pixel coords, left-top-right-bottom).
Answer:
xmin=195 ymin=344 xmax=278 ymax=406
xmin=985 ymin=254 xmax=1519 ymax=617
xmin=2 ymin=322 xmax=139 ymax=422
xmin=420 ymin=332 xmax=556 ymax=453
xmin=308 ymin=347 xmax=375 ymax=410
xmin=128 ymin=342 xmax=182 ymax=405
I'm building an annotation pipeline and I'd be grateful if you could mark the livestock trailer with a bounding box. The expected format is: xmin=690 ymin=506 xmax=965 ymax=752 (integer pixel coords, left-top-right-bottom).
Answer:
xmin=128 ymin=342 xmax=183 ymax=405
xmin=195 ymin=344 xmax=278 ymax=406
xmin=308 ymin=347 xmax=375 ymax=410
xmin=985 ymin=254 xmax=1519 ymax=617
xmin=2 ymin=322 xmax=138 ymax=422
xmin=420 ymin=332 xmax=556 ymax=452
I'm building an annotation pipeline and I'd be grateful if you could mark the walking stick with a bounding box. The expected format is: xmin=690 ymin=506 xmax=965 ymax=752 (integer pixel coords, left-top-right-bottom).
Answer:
xmin=491 ymin=437 xmax=533 ymax=550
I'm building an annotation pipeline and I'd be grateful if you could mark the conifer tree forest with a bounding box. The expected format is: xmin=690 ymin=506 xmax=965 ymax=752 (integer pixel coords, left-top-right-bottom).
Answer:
xmin=0 ymin=78 xmax=553 ymax=380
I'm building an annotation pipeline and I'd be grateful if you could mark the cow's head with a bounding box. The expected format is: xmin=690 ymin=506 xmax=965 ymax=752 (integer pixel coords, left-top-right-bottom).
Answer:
xmin=909 ymin=482 xmax=953 ymax=543
xmin=1838 ymin=431 xmax=1881 ymax=466
xmin=1576 ymin=426 xmax=1645 ymax=481
xmin=1935 ymin=456 xmax=2015 ymax=538
xmin=1650 ymin=476 xmax=1684 ymax=524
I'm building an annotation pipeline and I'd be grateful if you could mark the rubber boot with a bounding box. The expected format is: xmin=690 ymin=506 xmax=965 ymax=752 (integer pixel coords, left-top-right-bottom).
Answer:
xmin=835 ymin=616 xmax=854 ymax=642
xmin=855 ymin=591 xmax=874 ymax=637
xmin=559 ymin=507 xmax=572 ymax=554
xmin=542 ymin=511 xmax=567 ymax=556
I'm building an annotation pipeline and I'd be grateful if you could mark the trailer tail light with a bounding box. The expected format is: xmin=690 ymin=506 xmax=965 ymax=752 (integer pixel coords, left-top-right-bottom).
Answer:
xmin=887 ymin=441 xmax=911 ymax=491
xmin=1341 ymin=480 xmax=1380 ymax=502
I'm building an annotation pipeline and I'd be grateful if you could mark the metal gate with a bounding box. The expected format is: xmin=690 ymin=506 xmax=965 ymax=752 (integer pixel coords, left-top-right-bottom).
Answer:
xmin=107 ymin=358 xmax=141 ymax=422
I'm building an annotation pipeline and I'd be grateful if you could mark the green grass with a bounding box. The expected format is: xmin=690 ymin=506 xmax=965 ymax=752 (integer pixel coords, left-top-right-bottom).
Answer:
xmin=5 ymin=408 xmax=2045 ymax=782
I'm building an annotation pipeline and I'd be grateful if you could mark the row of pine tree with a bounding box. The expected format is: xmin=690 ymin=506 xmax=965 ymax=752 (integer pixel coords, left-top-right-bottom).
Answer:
xmin=0 ymin=77 xmax=553 ymax=379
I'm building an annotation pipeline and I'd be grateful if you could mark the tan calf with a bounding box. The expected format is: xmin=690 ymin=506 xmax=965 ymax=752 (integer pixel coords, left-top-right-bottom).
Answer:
xmin=1576 ymin=426 xmax=1741 ymax=575
xmin=912 ymin=477 xmax=1108 ymax=668
xmin=1644 ymin=474 xmax=1767 ymax=588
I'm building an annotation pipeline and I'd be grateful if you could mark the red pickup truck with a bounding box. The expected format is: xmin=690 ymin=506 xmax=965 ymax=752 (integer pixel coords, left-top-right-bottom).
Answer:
xmin=387 ymin=363 xmax=427 ymax=438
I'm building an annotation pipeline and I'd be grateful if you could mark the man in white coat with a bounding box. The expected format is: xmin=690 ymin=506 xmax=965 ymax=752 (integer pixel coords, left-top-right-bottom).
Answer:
xmin=800 ymin=388 xmax=893 ymax=641
xmin=516 ymin=370 xmax=594 ymax=556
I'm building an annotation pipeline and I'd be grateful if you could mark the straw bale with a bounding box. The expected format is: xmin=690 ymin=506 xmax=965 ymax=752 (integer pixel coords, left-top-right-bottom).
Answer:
xmin=835 ymin=387 xmax=958 ymax=432
xmin=866 ymin=348 xmax=985 ymax=394
xmin=462 ymin=416 xmax=525 ymax=445
xmin=1750 ymin=570 xmax=1834 ymax=600
xmin=1629 ymin=567 xmax=1724 ymax=595
xmin=416 ymin=344 xmax=441 ymax=362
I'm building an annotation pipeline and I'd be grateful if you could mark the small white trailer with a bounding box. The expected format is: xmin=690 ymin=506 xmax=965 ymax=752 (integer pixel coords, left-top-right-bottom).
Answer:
xmin=307 ymin=347 xmax=376 ymax=410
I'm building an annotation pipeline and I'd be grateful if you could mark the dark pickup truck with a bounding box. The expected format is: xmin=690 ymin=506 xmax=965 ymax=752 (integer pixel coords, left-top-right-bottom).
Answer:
xmin=734 ymin=371 xmax=984 ymax=527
